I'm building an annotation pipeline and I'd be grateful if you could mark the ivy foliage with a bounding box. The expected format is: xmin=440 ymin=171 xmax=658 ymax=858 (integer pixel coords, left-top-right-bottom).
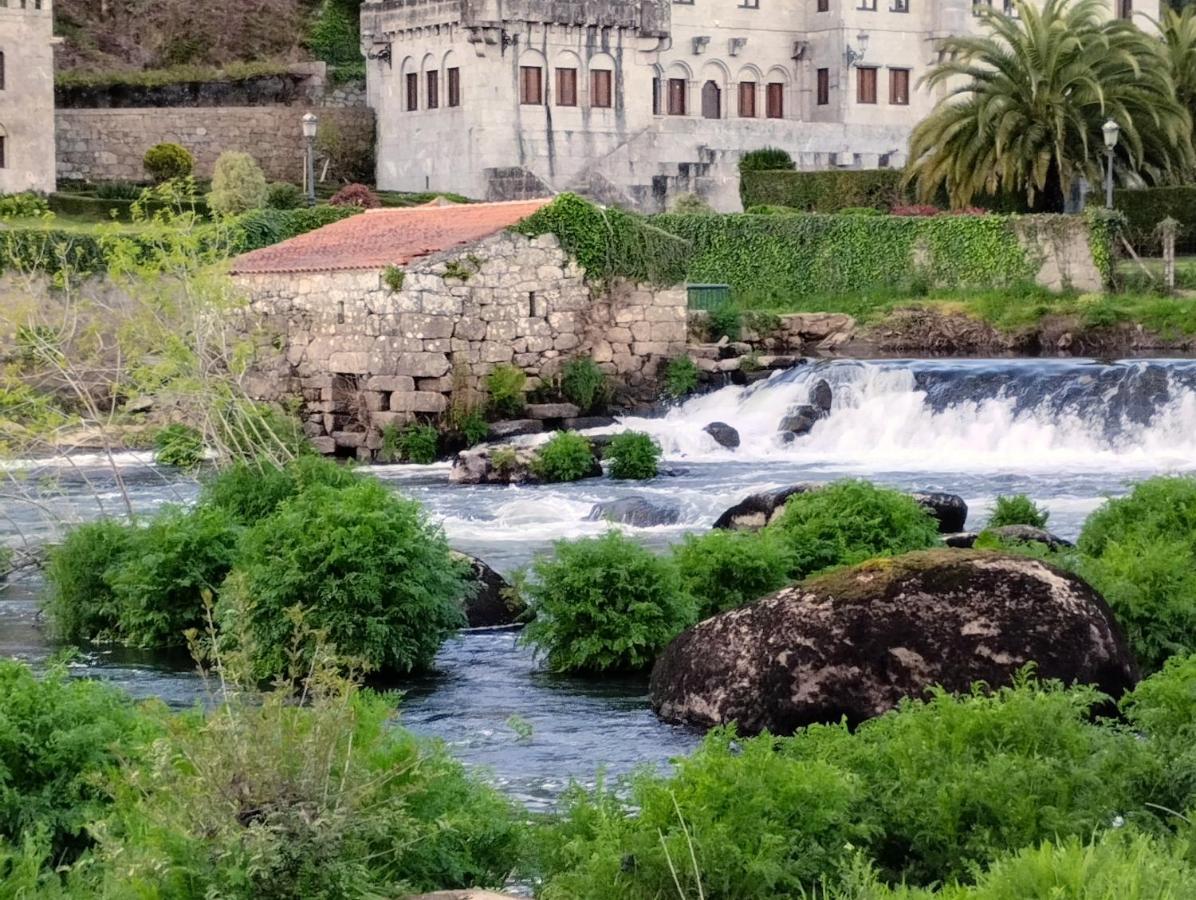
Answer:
xmin=740 ymin=168 xmax=906 ymax=212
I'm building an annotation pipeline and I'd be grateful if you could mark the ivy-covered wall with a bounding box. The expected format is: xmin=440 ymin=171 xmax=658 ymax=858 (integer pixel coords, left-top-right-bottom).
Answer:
xmin=740 ymin=169 xmax=907 ymax=213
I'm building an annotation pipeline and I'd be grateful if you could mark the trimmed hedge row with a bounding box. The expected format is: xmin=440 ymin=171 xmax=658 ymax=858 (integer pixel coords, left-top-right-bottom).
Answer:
xmin=1111 ymin=185 xmax=1196 ymax=253
xmin=48 ymin=192 xmax=211 ymax=222
xmin=741 ymin=169 xmax=906 ymax=212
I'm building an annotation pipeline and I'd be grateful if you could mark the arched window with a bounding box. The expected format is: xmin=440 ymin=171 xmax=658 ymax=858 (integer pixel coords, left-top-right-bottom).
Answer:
xmin=443 ymin=50 xmax=461 ymax=107
xmin=519 ymin=49 xmax=547 ymax=105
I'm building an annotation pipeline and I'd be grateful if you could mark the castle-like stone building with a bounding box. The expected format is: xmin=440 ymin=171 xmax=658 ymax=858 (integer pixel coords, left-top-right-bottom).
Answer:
xmin=362 ymin=0 xmax=1135 ymax=211
xmin=0 ymin=0 xmax=56 ymax=194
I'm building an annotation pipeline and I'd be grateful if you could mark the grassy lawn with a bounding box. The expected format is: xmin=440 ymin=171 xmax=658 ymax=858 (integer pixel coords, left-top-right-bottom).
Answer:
xmin=2 ymin=214 xmax=151 ymax=234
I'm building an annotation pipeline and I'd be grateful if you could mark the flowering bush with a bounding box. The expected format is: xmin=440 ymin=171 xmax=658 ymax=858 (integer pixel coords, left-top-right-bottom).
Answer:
xmin=329 ymin=183 xmax=381 ymax=209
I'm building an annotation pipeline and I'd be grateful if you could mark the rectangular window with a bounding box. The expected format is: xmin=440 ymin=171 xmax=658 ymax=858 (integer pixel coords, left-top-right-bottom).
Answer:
xmin=520 ymin=66 xmax=543 ymax=104
xmin=653 ymin=76 xmax=662 ymax=114
xmin=738 ymin=81 xmax=756 ymax=117
xmin=890 ymin=0 xmax=908 ymax=9
xmin=739 ymin=0 xmax=760 ymax=7
xmin=0 ymin=135 xmax=6 ymax=169
xmin=889 ymin=67 xmax=909 ymax=105
xmin=0 ymin=51 xmax=5 ymax=91
xmin=857 ymin=0 xmax=877 ymax=9
xmin=426 ymin=70 xmax=439 ymax=109
xmin=667 ymin=77 xmax=687 ymax=115
xmin=766 ymin=82 xmax=784 ymax=118
xmin=857 ymin=66 xmax=878 ymax=104
xmin=817 ymin=0 xmax=829 ymax=10
xmin=447 ymin=67 xmax=460 ymax=107
xmin=591 ymin=69 xmax=613 ymax=108
xmin=556 ymin=67 xmax=578 ymax=106
xmin=816 ymin=67 xmax=829 ymax=106
xmin=405 ymin=72 xmax=418 ymax=111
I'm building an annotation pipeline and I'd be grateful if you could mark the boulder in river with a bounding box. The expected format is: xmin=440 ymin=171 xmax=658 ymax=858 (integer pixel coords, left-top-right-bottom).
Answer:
xmin=587 ymin=496 xmax=682 ymax=527
xmin=453 ymin=553 xmax=525 ymax=627
xmin=810 ymin=378 xmax=833 ymax=413
xmin=487 ymin=419 xmax=544 ymax=440
xmin=910 ymin=491 xmax=969 ymax=533
xmin=703 ymin=422 xmax=741 ymax=449
xmin=778 ymin=405 xmax=820 ymax=437
xmin=449 ymin=441 xmax=601 ymax=485
xmin=986 ymin=524 xmax=1075 ymax=551
xmin=650 ymin=550 xmax=1138 ymax=734
xmin=713 ymin=485 xmax=967 ymax=534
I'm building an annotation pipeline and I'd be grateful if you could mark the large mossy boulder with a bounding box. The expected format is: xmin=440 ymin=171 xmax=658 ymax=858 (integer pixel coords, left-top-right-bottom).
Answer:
xmin=650 ymin=550 xmax=1138 ymax=735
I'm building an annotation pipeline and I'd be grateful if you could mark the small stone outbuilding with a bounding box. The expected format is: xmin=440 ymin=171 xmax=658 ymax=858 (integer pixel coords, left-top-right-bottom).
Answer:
xmin=231 ymin=199 xmax=687 ymax=457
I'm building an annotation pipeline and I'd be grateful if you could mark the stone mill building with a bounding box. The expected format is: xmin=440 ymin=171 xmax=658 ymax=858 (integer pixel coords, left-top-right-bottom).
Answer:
xmin=360 ymin=0 xmax=1141 ymax=211
xmin=0 ymin=0 xmax=56 ymax=194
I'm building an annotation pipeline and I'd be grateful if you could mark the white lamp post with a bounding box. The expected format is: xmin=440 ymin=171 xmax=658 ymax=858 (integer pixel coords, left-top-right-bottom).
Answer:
xmin=1102 ymin=118 xmax=1120 ymax=209
xmin=302 ymin=112 xmax=319 ymax=208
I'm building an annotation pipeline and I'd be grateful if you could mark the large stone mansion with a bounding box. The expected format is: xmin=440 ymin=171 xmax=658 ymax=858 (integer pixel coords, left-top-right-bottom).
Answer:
xmin=0 ymin=0 xmax=56 ymax=194
xmin=362 ymin=0 xmax=1138 ymax=210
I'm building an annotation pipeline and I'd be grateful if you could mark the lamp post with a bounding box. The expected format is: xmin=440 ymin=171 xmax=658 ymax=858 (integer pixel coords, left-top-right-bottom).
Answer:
xmin=1102 ymin=118 xmax=1120 ymax=210
xmin=302 ymin=112 xmax=319 ymax=208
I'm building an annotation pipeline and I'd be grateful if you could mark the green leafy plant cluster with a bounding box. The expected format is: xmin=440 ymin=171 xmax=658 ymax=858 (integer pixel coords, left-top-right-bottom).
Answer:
xmin=603 ymin=431 xmax=661 ymax=480
xmin=1110 ymin=185 xmax=1196 ymax=254
xmin=265 ymin=181 xmax=303 ymax=210
xmin=671 ymin=528 xmax=792 ymax=619
xmin=533 ymin=432 xmax=596 ymax=482
xmin=704 ymin=304 xmax=742 ymax=341
xmin=740 ymin=168 xmax=906 ymax=212
xmin=531 ymin=672 xmax=1187 ymax=897
xmin=142 ymin=143 xmax=194 ymax=183
xmin=662 ymin=356 xmax=700 ymax=399
xmin=737 ymin=147 xmax=795 ymax=174
xmin=559 ymin=356 xmax=607 ymax=413
xmin=521 ymin=531 xmax=696 ymax=673
xmin=230 ymin=204 xmax=361 ymax=252
xmin=152 ymin=422 xmax=205 ymax=469
xmin=382 ymin=263 xmax=405 ymax=291
xmin=396 ymin=423 xmax=439 ymax=464
xmin=987 ymin=493 xmax=1050 ymax=528
xmin=207 ymin=151 xmax=268 ymax=216
xmin=1084 ymin=206 xmax=1124 ymax=287
xmin=512 ymin=192 xmax=691 ymax=287
xmin=0 ymin=193 xmax=51 ymax=220
xmin=486 ymin=363 xmax=527 ymax=417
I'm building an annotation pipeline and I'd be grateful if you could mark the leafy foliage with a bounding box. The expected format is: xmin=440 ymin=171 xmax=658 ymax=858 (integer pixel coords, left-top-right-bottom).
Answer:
xmin=223 ymin=479 xmax=468 ymax=677
xmin=1111 ymin=185 xmax=1196 ymax=254
xmin=207 ymin=151 xmax=268 ymax=216
xmin=603 ymin=431 xmax=661 ymax=480
xmin=1120 ymin=652 xmax=1196 ymax=815
xmin=521 ymin=532 xmax=696 ymax=673
xmin=328 ymin=183 xmax=381 ymax=209
xmin=152 ymin=422 xmax=204 ymax=469
xmin=663 ymin=356 xmax=700 ymax=399
xmin=456 ymin=410 xmax=489 ymax=447
xmin=0 ymin=193 xmax=51 ymax=220
xmin=230 ymin=204 xmax=361 ymax=252
xmin=486 ymin=363 xmax=527 ymax=417
xmin=43 ymin=519 xmax=136 ymax=643
xmin=740 ymin=168 xmax=905 ymax=212
xmin=737 ymin=147 xmax=795 ymax=174
xmin=907 ymin=0 xmax=1195 ymax=211
xmin=533 ymin=432 xmax=596 ymax=483
xmin=987 ymin=493 xmax=1050 ymax=528
xmin=668 ymin=192 xmax=715 ymax=215
xmin=396 ymin=423 xmax=439 ymax=464
xmin=1076 ymin=475 xmax=1196 ymax=673
xmin=672 ymin=529 xmax=792 ymax=618
xmin=142 ymin=143 xmax=194 ymax=183
xmin=768 ymin=480 xmax=942 ymax=579
xmin=705 ymin=304 xmax=742 ymax=341
xmin=513 ymin=193 xmax=691 ymax=287
xmin=265 ymin=181 xmax=304 ymax=210
xmin=559 ymin=357 xmax=607 ymax=414
xmin=198 ymin=456 xmax=358 ymax=526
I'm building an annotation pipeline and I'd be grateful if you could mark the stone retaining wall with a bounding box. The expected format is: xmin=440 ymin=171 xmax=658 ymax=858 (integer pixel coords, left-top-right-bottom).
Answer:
xmin=56 ymin=106 xmax=375 ymax=184
xmin=234 ymin=231 xmax=686 ymax=457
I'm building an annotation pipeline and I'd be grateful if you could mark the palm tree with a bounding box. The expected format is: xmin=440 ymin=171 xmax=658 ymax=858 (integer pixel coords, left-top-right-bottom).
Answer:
xmin=907 ymin=0 xmax=1194 ymax=212
xmin=1160 ymin=5 xmax=1196 ymax=126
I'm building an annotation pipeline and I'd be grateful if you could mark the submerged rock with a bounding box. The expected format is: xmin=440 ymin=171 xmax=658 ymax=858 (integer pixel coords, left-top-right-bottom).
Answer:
xmin=454 ymin=553 xmax=524 ymax=627
xmin=650 ymin=550 xmax=1138 ymax=735
xmin=703 ymin=421 xmax=741 ymax=449
xmin=587 ymin=496 xmax=682 ymax=527
xmin=778 ymin=405 xmax=820 ymax=437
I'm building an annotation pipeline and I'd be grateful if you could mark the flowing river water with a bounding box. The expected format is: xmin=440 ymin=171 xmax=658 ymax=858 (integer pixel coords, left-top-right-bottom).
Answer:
xmin=4 ymin=357 xmax=1196 ymax=810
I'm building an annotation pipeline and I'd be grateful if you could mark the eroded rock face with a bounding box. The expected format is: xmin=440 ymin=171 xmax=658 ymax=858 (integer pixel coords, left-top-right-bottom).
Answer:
xmin=587 ymin=496 xmax=682 ymax=527
xmin=454 ymin=553 xmax=524 ymax=627
xmin=650 ymin=550 xmax=1138 ymax=735
xmin=713 ymin=485 xmax=967 ymax=534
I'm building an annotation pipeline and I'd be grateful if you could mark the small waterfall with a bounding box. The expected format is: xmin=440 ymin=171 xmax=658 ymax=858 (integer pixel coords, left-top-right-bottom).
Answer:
xmin=616 ymin=359 xmax=1196 ymax=471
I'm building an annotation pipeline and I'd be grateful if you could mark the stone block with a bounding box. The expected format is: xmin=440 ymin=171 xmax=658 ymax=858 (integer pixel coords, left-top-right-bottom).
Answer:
xmin=489 ymin=419 xmax=544 ymax=438
xmin=527 ymin=403 xmax=581 ymax=419
xmin=483 ymin=343 xmax=515 ymax=363
xmin=455 ymin=317 xmax=487 ymax=340
xmin=418 ymin=376 xmax=455 ymax=392
xmin=614 ymin=307 xmax=644 ymax=324
xmin=371 ymin=411 xmax=414 ymax=428
xmin=395 ymin=352 xmax=451 ymax=377
xmin=553 ymin=332 xmax=580 ymax=351
xmin=327 ymin=351 xmax=371 ymax=374
xmin=486 ymin=320 xmax=518 ymax=342
xmin=421 ymin=294 xmax=465 ymax=316
xmin=332 ymin=431 xmax=366 ymax=448
xmin=612 ymin=353 xmax=643 ymax=373
xmin=366 ymin=375 xmax=416 ymax=392
xmin=361 ymin=391 xmax=387 ymax=411
xmin=646 ymin=305 xmax=685 ymax=322
xmin=630 ymin=321 xmax=653 ymax=342
xmin=651 ymin=322 xmax=684 ymax=341
xmin=312 ymin=436 xmax=336 ymax=455
xmin=390 ymin=391 xmax=449 ymax=413
xmin=401 ymin=314 xmax=454 ymax=340
xmin=633 ymin=341 xmax=669 ymax=356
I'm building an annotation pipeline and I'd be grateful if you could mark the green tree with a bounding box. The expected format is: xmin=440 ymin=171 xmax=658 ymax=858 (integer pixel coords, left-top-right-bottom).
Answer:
xmin=908 ymin=0 xmax=1194 ymax=211
xmin=1161 ymin=5 xmax=1196 ymax=127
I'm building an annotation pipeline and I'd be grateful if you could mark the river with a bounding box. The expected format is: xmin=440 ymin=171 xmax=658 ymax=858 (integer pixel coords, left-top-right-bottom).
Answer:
xmin=3 ymin=357 xmax=1196 ymax=809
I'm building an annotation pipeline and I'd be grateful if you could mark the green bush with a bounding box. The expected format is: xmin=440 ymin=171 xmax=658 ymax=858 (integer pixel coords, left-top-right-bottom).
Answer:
xmin=207 ymin=151 xmax=268 ymax=216
xmin=1076 ymin=475 xmax=1196 ymax=674
xmin=223 ymin=479 xmax=468 ymax=677
xmin=0 ymin=660 xmax=155 ymax=865
xmin=671 ymin=529 xmax=792 ymax=618
xmin=456 ymin=409 xmax=489 ymax=447
xmin=663 ymin=356 xmax=700 ymax=399
xmin=108 ymin=505 xmax=241 ymax=648
xmin=841 ymin=206 xmax=884 ymax=216
xmin=198 ymin=461 xmax=296 ymax=526
xmin=531 ymin=678 xmax=1160 ymax=897
xmin=521 ymin=531 xmax=695 ymax=673
xmin=397 ymin=423 xmax=439 ymax=464
xmin=604 ymin=431 xmax=661 ymax=480
xmin=486 ymin=363 xmax=527 ymax=417
xmin=265 ymin=181 xmax=304 ymax=210
xmin=737 ymin=147 xmax=795 ymax=174
xmin=43 ymin=519 xmax=135 ymax=643
xmin=0 ymin=193 xmax=51 ymax=220
xmin=1111 ymin=185 xmax=1196 ymax=254
xmin=668 ymin=192 xmax=715 ymax=215
xmin=739 ymin=168 xmax=904 ymax=212
xmin=231 ymin=205 xmax=361 ymax=252
xmin=987 ymin=494 xmax=1049 ymax=529
xmin=1120 ymin=652 xmax=1196 ymax=816
xmin=533 ymin=432 xmax=596 ymax=483
xmin=559 ymin=357 xmax=607 ymax=414
xmin=705 ymin=304 xmax=742 ymax=341
xmin=152 ymin=423 xmax=204 ymax=469
xmin=142 ymin=143 xmax=194 ymax=183
xmin=768 ymin=480 xmax=942 ymax=579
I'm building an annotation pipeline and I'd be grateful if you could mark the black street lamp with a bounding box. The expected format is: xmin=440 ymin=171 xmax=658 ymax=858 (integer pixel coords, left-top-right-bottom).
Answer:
xmin=1102 ymin=118 xmax=1120 ymax=210
xmin=302 ymin=112 xmax=319 ymax=208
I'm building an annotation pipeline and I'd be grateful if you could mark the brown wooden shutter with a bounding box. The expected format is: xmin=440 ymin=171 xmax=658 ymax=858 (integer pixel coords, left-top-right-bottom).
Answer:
xmin=520 ymin=66 xmax=542 ymax=104
xmin=426 ymin=70 xmax=439 ymax=109
xmin=889 ymin=68 xmax=909 ymax=105
xmin=668 ymin=78 xmax=687 ymax=115
xmin=447 ymin=67 xmax=460 ymax=107
xmin=857 ymin=67 xmax=877 ymax=104
xmin=766 ymin=82 xmax=784 ymax=118
xmin=738 ymin=81 xmax=756 ymax=117
xmin=816 ymin=68 xmax=829 ymax=105
xmin=591 ymin=69 xmax=612 ymax=108
xmin=406 ymin=72 xmax=418 ymax=110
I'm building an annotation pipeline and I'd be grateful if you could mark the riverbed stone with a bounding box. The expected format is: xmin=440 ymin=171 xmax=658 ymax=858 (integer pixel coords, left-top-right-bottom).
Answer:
xmin=453 ymin=552 xmax=524 ymax=627
xmin=703 ymin=421 xmax=741 ymax=449
xmin=526 ymin=402 xmax=581 ymax=420
xmin=487 ymin=419 xmax=544 ymax=439
xmin=713 ymin=485 xmax=968 ymax=535
xmin=650 ymin=550 xmax=1139 ymax=734
xmin=810 ymin=378 xmax=833 ymax=413
xmin=587 ymin=496 xmax=682 ymax=527
xmin=986 ymin=524 xmax=1075 ymax=551
xmin=910 ymin=491 xmax=969 ymax=534
xmin=778 ymin=404 xmax=820 ymax=437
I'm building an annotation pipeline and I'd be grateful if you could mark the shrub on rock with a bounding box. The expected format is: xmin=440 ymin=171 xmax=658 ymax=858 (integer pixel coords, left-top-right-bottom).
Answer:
xmin=223 ymin=479 xmax=468 ymax=677
xmin=533 ymin=432 xmax=599 ymax=483
xmin=486 ymin=363 xmax=527 ymax=417
xmin=43 ymin=519 xmax=135 ymax=642
xmin=559 ymin=357 xmax=608 ymax=414
xmin=198 ymin=456 xmax=359 ymax=526
xmin=987 ymin=493 xmax=1049 ymax=529
xmin=604 ymin=431 xmax=661 ymax=480
xmin=672 ymin=529 xmax=792 ymax=618
xmin=1076 ymin=475 xmax=1196 ymax=674
xmin=522 ymin=532 xmax=696 ymax=673
xmin=768 ymin=479 xmax=941 ymax=578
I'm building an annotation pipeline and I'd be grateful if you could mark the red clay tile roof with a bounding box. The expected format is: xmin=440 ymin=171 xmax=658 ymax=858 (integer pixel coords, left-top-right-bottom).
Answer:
xmin=230 ymin=198 xmax=552 ymax=275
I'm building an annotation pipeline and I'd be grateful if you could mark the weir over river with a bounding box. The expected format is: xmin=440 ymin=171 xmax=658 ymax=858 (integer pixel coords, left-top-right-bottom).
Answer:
xmin=4 ymin=357 xmax=1196 ymax=809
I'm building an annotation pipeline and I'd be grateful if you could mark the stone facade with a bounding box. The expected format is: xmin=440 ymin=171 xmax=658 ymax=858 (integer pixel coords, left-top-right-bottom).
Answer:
xmin=362 ymin=0 xmax=1137 ymax=212
xmin=233 ymin=230 xmax=686 ymax=458
xmin=0 ymin=0 xmax=56 ymax=194
xmin=55 ymin=106 xmax=374 ymax=184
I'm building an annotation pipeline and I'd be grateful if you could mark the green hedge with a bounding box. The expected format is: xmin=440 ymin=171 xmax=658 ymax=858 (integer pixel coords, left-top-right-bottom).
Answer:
xmin=740 ymin=169 xmax=907 ymax=212
xmin=48 ymin=192 xmax=211 ymax=222
xmin=1111 ymin=185 xmax=1196 ymax=253
xmin=652 ymin=211 xmax=1039 ymax=301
